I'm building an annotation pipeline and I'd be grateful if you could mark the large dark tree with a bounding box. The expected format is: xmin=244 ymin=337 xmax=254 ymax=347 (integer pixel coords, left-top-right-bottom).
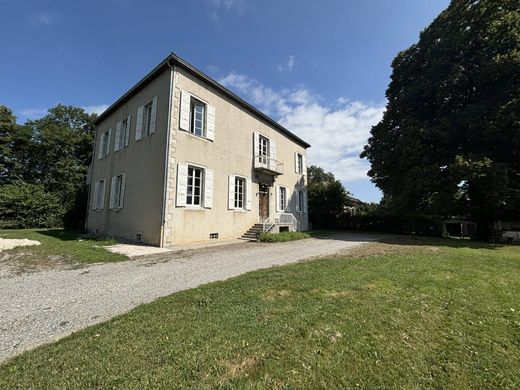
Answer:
xmin=0 ymin=104 xmax=97 ymax=228
xmin=362 ymin=0 xmax=520 ymax=238
xmin=307 ymin=165 xmax=350 ymax=229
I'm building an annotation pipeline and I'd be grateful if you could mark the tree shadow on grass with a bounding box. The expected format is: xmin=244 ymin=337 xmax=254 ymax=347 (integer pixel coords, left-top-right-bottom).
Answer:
xmin=309 ymin=230 xmax=504 ymax=251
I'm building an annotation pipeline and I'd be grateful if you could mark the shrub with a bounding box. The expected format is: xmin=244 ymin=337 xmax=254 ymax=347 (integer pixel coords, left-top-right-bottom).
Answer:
xmin=0 ymin=181 xmax=64 ymax=228
xmin=259 ymin=231 xmax=311 ymax=243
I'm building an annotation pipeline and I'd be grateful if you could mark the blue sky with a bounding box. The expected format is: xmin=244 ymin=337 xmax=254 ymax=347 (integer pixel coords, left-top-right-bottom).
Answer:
xmin=0 ymin=0 xmax=450 ymax=202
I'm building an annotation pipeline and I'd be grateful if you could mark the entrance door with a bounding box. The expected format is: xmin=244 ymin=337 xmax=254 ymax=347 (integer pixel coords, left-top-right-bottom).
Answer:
xmin=259 ymin=191 xmax=269 ymax=221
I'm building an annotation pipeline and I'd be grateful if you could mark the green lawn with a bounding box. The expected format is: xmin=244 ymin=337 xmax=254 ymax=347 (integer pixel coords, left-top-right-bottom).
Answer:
xmin=1 ymin=238 xmax=520 ymax=389
xmin=0 ymin=229 xmax=126 ymax=268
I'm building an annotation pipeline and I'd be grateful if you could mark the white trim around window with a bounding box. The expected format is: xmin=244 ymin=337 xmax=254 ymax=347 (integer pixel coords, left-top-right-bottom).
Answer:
xmin=276 ymin=185 xmax=287 ymax=212
xmin=92 ymin=178 xmax=106 ymax=210
xmin=109 ymin=173 xmax=126 ymax=210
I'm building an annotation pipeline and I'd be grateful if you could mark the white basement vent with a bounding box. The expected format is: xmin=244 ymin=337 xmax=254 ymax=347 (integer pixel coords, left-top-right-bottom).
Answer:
xmin=209 ymin=233 xmax=219 ymax=239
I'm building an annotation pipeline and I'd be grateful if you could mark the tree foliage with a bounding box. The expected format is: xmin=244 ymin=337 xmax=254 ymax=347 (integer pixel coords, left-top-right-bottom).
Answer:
xmin=362 ymin=0 xmax=520 ymax=238
xmin=307 ymin=165 xmax=350 ymax=229
xmin=0 ymin=104 xmax=97 ymax=228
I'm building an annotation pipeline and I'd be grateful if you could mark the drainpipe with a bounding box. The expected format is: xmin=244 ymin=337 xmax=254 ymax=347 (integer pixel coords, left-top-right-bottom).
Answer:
xmin=159 ymin=58 xmax=176 ymax=247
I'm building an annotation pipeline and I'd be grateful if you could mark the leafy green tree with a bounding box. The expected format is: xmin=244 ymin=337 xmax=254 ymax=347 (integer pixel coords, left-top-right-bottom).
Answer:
xmin=362 ymin=0 xmax=520 ymax=238
xmin=307 ymin=165 xmax=349 ymax=229
xmin=0 ymin=181 xmax=63 ymax=228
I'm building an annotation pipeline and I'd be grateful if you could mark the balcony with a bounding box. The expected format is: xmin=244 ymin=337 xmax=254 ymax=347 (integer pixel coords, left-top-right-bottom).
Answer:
xmin=253 ymin=155 xmax=283 ymax=175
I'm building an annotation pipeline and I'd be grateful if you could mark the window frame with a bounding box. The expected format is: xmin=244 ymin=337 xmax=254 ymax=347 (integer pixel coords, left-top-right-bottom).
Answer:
xmin=258 ymin=134 xmax=270 ymax=164
xmin=94 ymin=179 xmax=106 ymax=210
xmin=113 ymin=174 xmax=125 ymax=209
xmin=186 ymin=165 xmax=204 ymax=207
xmin=297 ymin=190 xmax=304 ymax=212
xmin=297 ymin=153 xmax=304 ymax=174
xmin=142 ymin=100 xmax=154 ymax=137
xmin=234 ymin=176 xmax=246 ymax=210
xmin=278 ymin=186 xmax=287 ymax=212
xmin=101 ymin=130 xmax=110 ymax=158
xmin=189 ymin=97 xmax=207 ymax=138
xmin=118 ymin=117 xmax=128 ymax=150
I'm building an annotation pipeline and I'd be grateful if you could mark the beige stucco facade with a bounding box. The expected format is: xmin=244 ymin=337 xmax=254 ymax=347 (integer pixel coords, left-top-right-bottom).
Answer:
xmin=87 ymin=55 xmax=310 ymax=247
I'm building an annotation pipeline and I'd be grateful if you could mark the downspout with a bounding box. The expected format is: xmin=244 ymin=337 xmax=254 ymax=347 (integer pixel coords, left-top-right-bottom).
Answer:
xmin=159 ymin=59 xmax=176 ymax=247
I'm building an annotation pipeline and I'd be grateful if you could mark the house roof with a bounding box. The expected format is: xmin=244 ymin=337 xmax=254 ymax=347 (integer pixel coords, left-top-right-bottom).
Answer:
xmin=94 ymin=52 xmax=311 ymax=149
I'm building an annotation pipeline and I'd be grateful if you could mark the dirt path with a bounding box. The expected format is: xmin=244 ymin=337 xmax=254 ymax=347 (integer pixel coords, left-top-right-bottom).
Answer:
xmin=0 ymin=233 xmax=384 ymax=363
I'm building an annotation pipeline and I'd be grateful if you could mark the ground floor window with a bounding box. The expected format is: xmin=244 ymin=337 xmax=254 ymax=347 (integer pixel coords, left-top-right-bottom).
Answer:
xmin=187 ymin=166 xmax=203 ymax=206
xmin=234 ymin=177 xmax=245 ymax=209
xmin=110 ymin=173 xmax=125 ymax=209
xmin=94 ymin=179 xmax=105 ymax=210
xmin=297 ymin=190 xmax=304 ymax=212
xmin=278 ymin=186 xmax=287 ymax=212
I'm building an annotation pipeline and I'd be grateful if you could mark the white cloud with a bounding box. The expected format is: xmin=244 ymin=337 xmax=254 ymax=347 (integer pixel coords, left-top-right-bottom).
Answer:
xmin=220 ymin=72 xmax=385 ymax=182
xmin=278 ymin=55 xmax=295 ymax=72
xmin=82 ymin=104 xmax=109 ymax=115
xmin=30 ymin=13 xmax=58 ymax=25
xmin=19 ymin=108 xmax=48 ymax=119
xmin=207 ymin=0 xmax=249 ymax=11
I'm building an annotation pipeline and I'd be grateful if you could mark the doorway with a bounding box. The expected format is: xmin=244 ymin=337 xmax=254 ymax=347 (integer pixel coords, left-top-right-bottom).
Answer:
xmin=259 ymin=190 xmax=269 ymax=221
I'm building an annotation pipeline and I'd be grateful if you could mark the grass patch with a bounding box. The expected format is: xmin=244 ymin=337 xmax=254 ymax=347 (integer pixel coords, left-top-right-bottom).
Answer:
xmin=0 ymin=229 xmax=126 ymax=269
xmin=259 ymin=231 xmax=311 ymax=242
xmin=1 ymin=239 xmax=520 ymax=388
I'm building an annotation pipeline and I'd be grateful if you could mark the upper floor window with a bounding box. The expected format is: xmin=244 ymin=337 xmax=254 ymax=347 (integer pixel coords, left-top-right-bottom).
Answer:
xmin=115 ymin=115 xmax=130 ymax=152
xmin=296 ymin=153 xmax=304 ymax=174
xmin=98 ymin=128 xmax=111 ymax=159
xmin=143 ymin=100 xmax=154 ymax=137
xmin=187 ymin=165 xmax=204 ymax=206
xmin=136 ymin=97 xmax=157 ymax=140
xmin=258 ymin=134 xmax=270 ymax=164
xmin=190 ymin=98 xmax=206 ymax=137
xmin=180 ymin=91 xmax=216 ymax=141
xmin=234 ymin=176 xmax=245 ymax=209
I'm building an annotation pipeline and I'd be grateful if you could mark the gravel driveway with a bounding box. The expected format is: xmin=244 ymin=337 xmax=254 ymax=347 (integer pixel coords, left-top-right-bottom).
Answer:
xmin=0 ymin=233 xmax=381 ymax=363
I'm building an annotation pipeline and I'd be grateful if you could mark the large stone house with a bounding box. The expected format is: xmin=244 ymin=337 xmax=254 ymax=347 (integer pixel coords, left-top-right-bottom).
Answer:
xmin=86 ymin=53 xmax=310 ymax=246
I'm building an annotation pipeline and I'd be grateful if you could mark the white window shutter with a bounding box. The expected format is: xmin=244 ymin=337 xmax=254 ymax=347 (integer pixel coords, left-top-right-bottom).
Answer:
xmin=293 ymin=189 xmax=298 ymax=211
xmin=109 ymin=176 xmax=116 ymax=209
xmin=100 ymin=180 xmax=105 ymax=209
xmin=275 ymin=185 xmax=280 ymax=212
xmin=228 ymin=175 xmax=235 ymax=209
xmin=92 ymin=181 xmax=99 ymax=209
xmin=106 ymin=128 xmax=112 ymax=155
xmin=246 ymin=178 xmax=252 ymax=211
xmin=176 ymin=163 xmax=188 ymax=207
xmin=206 ymin=105 xmax=216 ymax=141
xmin=149 ymin=96 xmax=158 ymax=134
xmin=179 ymin=90 xmax=191 ymax=131
xmin=119 ymin=174 xmax=126 ymax=209
xmin=204 ymin=168 xmax=214 ymax=209
xmin=270 ymin=139 xmax=277 ymax=158
xmin=253 ymin=132 xmax=259 ymax=157
xmin=125 ymin=114 xmax=131 ymax=147
xmin=97 ymin=134 xmax=104 ymax=160
xmin=302 ymin=154 xmax=306 ymax=175
xmin=114 ymin=121 xmax=121 ymax=152
xmin=304 ymin=191 xmax=308 ymax=213
xmin=294 ymin=152 xmax=298 ymax=173
xmin=136 ymin=105 xmax=144 ymax=140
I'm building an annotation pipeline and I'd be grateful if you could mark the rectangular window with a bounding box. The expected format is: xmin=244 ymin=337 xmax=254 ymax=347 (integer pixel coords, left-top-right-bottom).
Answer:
xmin=297 ymin=153 xmax=304 ymax=174
xmin=101 ymin=130 xmax=110 ymax=158
xmin=279 ymin=186 xmax=287 ymax=211
xmin=94 ymin=179 xmax=105 ymax=210
xmin=297 ymin=190 xmax=304 ymax=212
xmin=234 ymin=177 xmax=245 ymax=209
xmin=118 ymin=117 xmax=128 ymax=150
xmin=143 ymin=100 xmax=153 ymax=137
xmin=258 ymin=135 xmax=269 ymax=164
xmin=112 ymin=174 xmax=125 ymax=209
xmin=187 ymin=166 xmax=204 ymax=206
xmin=190 ymin=98 xmax=206 ymax=137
